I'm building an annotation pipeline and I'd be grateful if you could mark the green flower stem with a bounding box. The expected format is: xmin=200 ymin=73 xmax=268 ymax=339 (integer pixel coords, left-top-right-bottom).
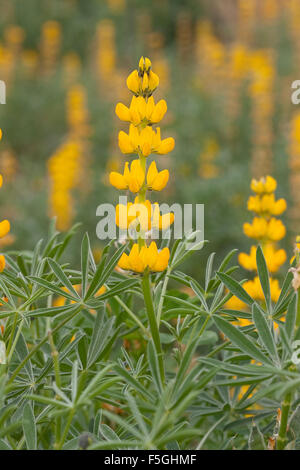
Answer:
xmin=277 ymin=391 xmax=292 ymax=450
xmin=6 ymin=312 xmax=19 ymax=358
xmin=141 ymin=272 xmax=165 ymax=384
xmin=57 ymin=408 xmax=75 ymax=450
xmin=7 ymin=318 xmax=24 ymax=364
xmin=157 ymin=266 xmax=171 ymax=325
xmin=8 ymin=306 xmax=81 ymax=385
xmin=48 ymin=330 xmax=62 ymax=448
xmin=115 ymin=295 xmax=150 ymax=338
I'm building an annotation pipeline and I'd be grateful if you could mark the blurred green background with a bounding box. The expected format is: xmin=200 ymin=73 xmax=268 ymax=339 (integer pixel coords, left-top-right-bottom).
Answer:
xmin=0 ymin=0 xmax=298 ymax=278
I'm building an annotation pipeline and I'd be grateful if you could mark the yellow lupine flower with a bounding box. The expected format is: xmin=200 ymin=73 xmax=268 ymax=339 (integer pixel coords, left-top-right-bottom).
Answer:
xmin=118 ymin=124 xmax=175 ymax=157
xmin=147 ymin=161 xmax=169 ymax=191
xmin=250 ymin=175 xmax=277 ymax=194
xmin=243 ymin=217 xmax=286 ymax=241
xmin=115 ymin=96 xmax=167 ymax=125
xmin=116 ymin=198 xmax=174 ymax=231
xmin=239 ymin=244 xmax=286 ymax=273
xmin=109 ymin=159 xmax=145 ymax=193
xmin=247 ymin=194 xmax=286 ymax=216
xmin=118 ymin=242 xmax=170 ymax=273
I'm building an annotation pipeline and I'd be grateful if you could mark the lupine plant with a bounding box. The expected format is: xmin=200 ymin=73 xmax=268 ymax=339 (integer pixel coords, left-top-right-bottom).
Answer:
xmin=1 ymin=59 xmax=300 ymax=451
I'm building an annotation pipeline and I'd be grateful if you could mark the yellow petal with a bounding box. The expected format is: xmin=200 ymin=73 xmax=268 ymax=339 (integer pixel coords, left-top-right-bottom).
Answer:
xmin=147 ymin=161 xmax=158 ymax=187
xmin=152 ymin=247 xmax=170 ymax=272
xmin=118 ymin=253 xmax=130 ymax=270
xmin=118 ymin=131 xmax=134 ymax=154
xmin=109 ymin=171 xmax=128 ymax=190
xmin=142 ymin=73 xmax=149 ymax=91
xmin=127 ymin=70 xmax=140 ymax=94
xmin=151 ymin=169 xmax=169 ymax=191
xmin=151 ymin=100 xmax=167 ymax=123
xmin=148 ymin=71 xmax=159 ymax=91
xmin=159 ymin=212 xmax=174 ymax=230
xmin=0 ymin=220 xmax=10 ymax=238
xmin=146 ymin=96 xmax=155 ymax=119
xmin=115 ymin=103 xmax=131 ymax=121
xmin=157 ymin=137 xmax=175 ymax=154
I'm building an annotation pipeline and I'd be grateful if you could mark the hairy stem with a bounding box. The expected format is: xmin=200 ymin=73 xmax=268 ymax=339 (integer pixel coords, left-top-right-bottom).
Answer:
xmin=141 ymin=272 xmax=165 ymax=384
xmin=277 ymin=391 xmax=292 ymax=450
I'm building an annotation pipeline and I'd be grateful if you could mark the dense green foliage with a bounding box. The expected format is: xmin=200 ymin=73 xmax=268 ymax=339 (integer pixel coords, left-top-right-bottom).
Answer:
xmin=0 ymin=225 xmax=299 ymax=450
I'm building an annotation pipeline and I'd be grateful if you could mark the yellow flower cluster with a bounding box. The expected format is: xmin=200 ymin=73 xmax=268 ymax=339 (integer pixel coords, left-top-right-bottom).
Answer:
xmin=48 ymin=139 xmax=81 ymax=231
xmin=226 ymin=176 xmax=286 ymax=316
xmin=66 ymin=85 xmax=91 ymax=138
xmin=198 ymin=138 xmax=220 ymax=179
xmin=239 ymin=244 xmax=286 ymax=274
xmin=242 ymin=176 xmax=286 ymax=245
xmin=48 ymin=83 xmax=91 ymax=231
xmin=118 ymin=242 xmax=170 ymax=273
xmin=96 ymin=20 xmax=116 ymax=85
xmin=40 ymin=21 xmax=61 ymax=75
xmin=116 ymin=197 xmax=174 ymax=231
xmin=110 ymin=160 xmax=169 ymax=193
xmin=110 ymin=57 xmax=175 ymax=273
xmin=119 ymin=124 xmax=174 ymax=157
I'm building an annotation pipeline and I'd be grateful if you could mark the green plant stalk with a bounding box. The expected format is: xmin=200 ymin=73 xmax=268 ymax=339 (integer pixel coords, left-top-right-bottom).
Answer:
xmin=115 ymin=295 xmax=150 ymax=337
xmin=141 ymin=272 xmax=165 ymax=384
xmin=57 ymin=408 xmax=75 ymax=450
xmin=48 ymin=330 xmax=62 ymax=448
xmin=7 ymin=318 xmax=24 ymax=364
xmin=277 ymin=391 xmax=292 ymax=450
xmin=157 ymin=266 xmax=171 ymax=325
xmin=6 ymin=312 xmax=19 ymax=358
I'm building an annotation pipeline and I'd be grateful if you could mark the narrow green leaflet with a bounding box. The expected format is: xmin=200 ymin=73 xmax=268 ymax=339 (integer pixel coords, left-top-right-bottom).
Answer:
xmin=256 ymin=246 xmax=271 ymax=312
xmin=22 ymin=403 xmax=37 ymax=450
xmin=216 ymin=272 xmax=254 ymax=306
xmin=252 ymin=303 xmax=278 ymax=363
xmin=214 ymin=316 xmax=272 ymax=365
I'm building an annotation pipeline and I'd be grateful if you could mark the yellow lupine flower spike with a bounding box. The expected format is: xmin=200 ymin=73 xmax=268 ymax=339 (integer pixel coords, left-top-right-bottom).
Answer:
xmin=109 ymin=160 xmax=145 ymax=193
xmin=118 ymin=242 xmax=170 ymax=273
xmin=147 ymin=161 xmax=169 ymax=191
